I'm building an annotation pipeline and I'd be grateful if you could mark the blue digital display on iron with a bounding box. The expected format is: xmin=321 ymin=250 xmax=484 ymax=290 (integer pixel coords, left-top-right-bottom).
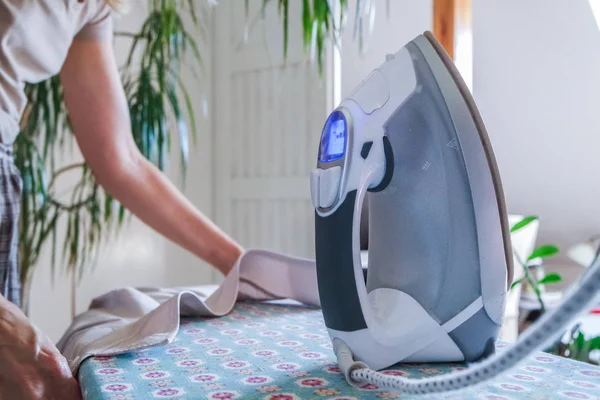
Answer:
xmin=319 ymin=110 xmax=347 ymax=162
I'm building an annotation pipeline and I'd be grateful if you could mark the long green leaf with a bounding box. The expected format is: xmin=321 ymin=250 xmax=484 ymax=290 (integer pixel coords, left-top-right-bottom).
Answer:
xmin=589 ymin=336 xmax=600 ymax=350
xmin=186 ymin=36 xmax=204 ymax=73
xmin=63 ymin=214 xmax=73 ymax=260
xmin=575 ymin=332 xmax=586 ymax=352
xmin=37 ymin=210 xmax=59 ymax=281
xmin=177 ymin=77 xmax=197 ymax=142
xmin=528 ymin=245 xmax=559 ymax=261
xmin=510 ymin=278 xmax=523 ymax=290
xmin=538 ymin=273 xmax=562 ymax=285
xmin=104 ymin=194 xmax=113 ymax=224
xmin=186 ymin=0 xmax=198 ymax=25
xmin=118 ymin=204 xmax=126 ymax=225
xmin=71 ymin=212 xmax=80 ymax=270
xmin=280 ymin=0 xmax=289 ymax=59
xmin=165 ymin=81 xmax=188 ymax=176
xmin=511 ymin=216 xmax=538 ymax=233
xmin=51 ymin=218 xmax=57 ymax=276
xmin=302 ymin=0 xmax=312 ymax=50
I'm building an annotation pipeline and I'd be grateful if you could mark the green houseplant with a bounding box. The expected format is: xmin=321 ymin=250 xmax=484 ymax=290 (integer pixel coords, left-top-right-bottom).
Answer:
xmin=510 ymin=216 xmax=600 ymax=365
xmin=16 ymin=0 xmax=208 ymax=313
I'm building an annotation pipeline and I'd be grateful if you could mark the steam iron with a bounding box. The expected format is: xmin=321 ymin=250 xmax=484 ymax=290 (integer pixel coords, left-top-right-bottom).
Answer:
xmin=311 ymin=31 xmax=600 ymax=394
xmin=312 ymin=31 xmax=512 ymax=369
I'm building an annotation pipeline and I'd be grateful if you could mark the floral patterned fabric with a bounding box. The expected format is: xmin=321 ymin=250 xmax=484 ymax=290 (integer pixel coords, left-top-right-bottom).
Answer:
xmin=79 ymin=301 xmax=600 ymax=400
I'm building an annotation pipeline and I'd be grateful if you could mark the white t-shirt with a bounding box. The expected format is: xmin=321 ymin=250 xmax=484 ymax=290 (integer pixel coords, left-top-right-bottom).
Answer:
xmin=0 ymin=0 xmax=113 ymax=144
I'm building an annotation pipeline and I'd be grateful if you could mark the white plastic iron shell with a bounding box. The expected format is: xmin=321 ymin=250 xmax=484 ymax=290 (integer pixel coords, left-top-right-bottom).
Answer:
xmin=312 ymin=31 xmax=510 ymax=370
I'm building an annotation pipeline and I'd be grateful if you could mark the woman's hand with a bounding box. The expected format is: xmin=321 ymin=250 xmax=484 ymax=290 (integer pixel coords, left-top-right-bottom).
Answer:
xmin=0 ymin=298 xmax=82 ymax=400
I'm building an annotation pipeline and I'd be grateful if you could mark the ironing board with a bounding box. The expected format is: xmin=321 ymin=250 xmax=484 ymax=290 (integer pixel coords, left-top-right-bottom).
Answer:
xmin=78 ymin=301 xmax=600 ymax=400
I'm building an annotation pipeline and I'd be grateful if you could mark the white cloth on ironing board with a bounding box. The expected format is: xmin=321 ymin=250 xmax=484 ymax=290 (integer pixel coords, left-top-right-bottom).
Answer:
xmin=56 ymin=249 xmax=320 ymax=374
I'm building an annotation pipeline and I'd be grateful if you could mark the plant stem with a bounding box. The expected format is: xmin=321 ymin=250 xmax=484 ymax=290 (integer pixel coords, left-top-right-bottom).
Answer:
xmin=45 ymin=163 xmax=98 ymax=211
xmin=48 ymin=163 xmax=86 ymax=190
xmin=71 ymin=267 xmax=77 ymax=319
xmin=514 ymin=251 xmax=546 ymax=312
xmin=47 ymin=197 xmax=94 ymax=212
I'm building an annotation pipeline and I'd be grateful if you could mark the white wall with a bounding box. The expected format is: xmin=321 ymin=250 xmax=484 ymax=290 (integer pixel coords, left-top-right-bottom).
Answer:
xmin=29 ymin=4 xmax=216 ymax=342
xmin=340 ymin=0 xmax=433 ymax=97
xmin=473 ymin=0 xmax=600 ymax=266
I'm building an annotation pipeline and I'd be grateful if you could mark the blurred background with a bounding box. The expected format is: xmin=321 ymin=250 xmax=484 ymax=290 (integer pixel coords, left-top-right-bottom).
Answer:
xmin=23 ymin=0 xmax=600 ymax=360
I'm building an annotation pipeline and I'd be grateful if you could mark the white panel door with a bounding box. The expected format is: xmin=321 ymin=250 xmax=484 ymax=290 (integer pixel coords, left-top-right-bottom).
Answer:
xmin=212 ymin=0 xmax=333 ymax=280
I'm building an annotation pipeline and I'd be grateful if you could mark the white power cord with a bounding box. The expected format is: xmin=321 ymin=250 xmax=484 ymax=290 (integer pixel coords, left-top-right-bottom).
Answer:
xmin=334 ymin=258 xmax=600 ymax=395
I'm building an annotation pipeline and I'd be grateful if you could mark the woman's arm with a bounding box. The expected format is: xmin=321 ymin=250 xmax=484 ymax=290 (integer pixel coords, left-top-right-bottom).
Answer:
xmin=59 ymin=39 xmax=242 ymax=276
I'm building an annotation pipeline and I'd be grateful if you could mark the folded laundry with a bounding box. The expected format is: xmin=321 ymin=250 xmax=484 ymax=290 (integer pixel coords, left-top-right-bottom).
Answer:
xmin=56 ymin=249 xmax=320 ymax=373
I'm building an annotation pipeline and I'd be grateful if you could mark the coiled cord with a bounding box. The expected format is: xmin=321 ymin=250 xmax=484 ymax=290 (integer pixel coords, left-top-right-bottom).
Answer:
xmin=336 ymin=258 xmax=600 ymax=395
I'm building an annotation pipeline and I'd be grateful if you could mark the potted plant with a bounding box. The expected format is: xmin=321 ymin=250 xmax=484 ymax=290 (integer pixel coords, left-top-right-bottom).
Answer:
xmin=16 ymin=0 xmax=209 ymax=314
xmin=510 ymin=216 xmax=600 ymax=365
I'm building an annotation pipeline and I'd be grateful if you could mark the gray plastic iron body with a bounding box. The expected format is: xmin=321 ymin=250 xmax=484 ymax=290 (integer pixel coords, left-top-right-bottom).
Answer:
xmin=311 ymin=31 xmax=513 ymax=370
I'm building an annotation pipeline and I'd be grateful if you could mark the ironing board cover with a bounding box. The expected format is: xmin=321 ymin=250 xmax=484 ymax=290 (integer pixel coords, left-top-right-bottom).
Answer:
xmin=79 ymin=301 xmax=600 ymax=400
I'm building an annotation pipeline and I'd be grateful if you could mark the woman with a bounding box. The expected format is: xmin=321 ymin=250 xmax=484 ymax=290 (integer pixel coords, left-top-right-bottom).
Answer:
xmin=0 ymin=1 xmax=243 ymax=398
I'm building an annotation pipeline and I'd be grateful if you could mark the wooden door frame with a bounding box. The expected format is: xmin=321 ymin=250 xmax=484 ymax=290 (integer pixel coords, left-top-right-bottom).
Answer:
xmin=433 ymin=0 xmax=472 ymax=60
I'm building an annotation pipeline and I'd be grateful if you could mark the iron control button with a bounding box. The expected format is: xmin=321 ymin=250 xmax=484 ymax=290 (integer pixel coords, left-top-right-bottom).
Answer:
xmin=318 ymin=166 xmax=341 ymax=208
xmin=361 ymin=141 xmax=373 ymax=159
xmin=349 ymin=70 xmax=389 ymax=114
xmin=310 ymin=169 xmax=321 ymax=209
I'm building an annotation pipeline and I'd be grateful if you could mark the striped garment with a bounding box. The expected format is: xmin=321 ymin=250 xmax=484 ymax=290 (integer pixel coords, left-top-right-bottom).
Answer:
xmin=0 ymin=143 xmax=21 ymax=307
